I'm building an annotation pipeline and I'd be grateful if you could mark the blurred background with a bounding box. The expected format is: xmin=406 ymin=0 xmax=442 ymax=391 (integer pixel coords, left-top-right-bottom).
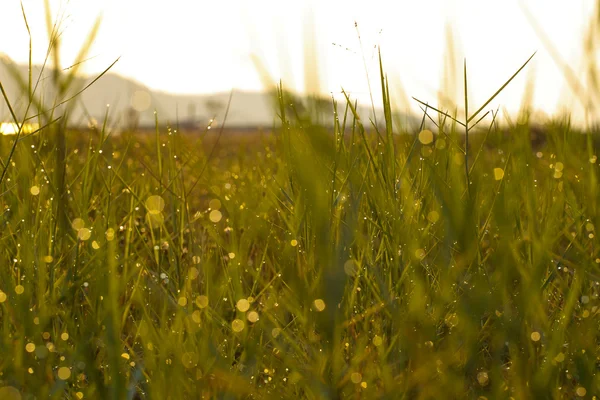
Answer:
xmin=0 ymin=0 xmax=598 ymax=129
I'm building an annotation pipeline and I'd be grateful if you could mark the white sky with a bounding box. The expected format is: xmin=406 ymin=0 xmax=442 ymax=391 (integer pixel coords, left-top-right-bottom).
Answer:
xmin=0 ymin=0 xmax=597 ymax=124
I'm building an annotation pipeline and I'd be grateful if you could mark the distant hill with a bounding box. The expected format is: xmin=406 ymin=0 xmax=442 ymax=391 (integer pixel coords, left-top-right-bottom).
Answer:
xmin=0 ymin=55 xmax=418 ymax=131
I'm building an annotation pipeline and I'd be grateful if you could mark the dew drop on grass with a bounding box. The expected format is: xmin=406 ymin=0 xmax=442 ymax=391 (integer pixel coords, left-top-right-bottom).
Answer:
xmin=372 ymin=335 xmax=383 ymax=346
xmin=236 ymin=299 xmax=250 ymax=312
xmin=77 ymin=228 xmax=91 ymax=241
xmin=313 ymin=299 xmax=326 ymax=312
xmin=476 ymin=371 xmax=489 ymax=386
xmin=76 ymin=392 xmax=84 ymax=399
xmin=43 ymin=255 xmax=53 ymax=263
xmin=61 ymin=333 xmax=69 ymax=341
xmin=30 ymin=186 xmax=40 ymax=196
xmin=209 ymin=210 xmax=222 ymax=223
xmin=414 ymin=249 xmax=426 ymax=260
xmin=0 ymin=291 xmax=6 ymax=303
xmin=351 ymin=372 xmax=362 ymax=384
xmin=247 ymin=311 xmax=259 ymax=323
xmin=530 ymin=331 xmax=541 ymax=342
xmin=232 ymin=319 xmax=245 ymax=332
xmin=25 ymin=343 xmax=35 ymax=353
xmin=105 ymin=228 xmax=115 ymax=241
xmin=178 ymin=297 xmax=187 ymax=306
xmin=57 ymin=366 xmax=71 ymax=380
xmin=92 ymin=241 xmax=100 ymax=249
xmin=271 ymin=328 xmax=281 ymax=338
xmin=71 ymin=218 xmax=85 ymax=231
xmin=493 ymin=168 xmax=504 ymax=181
xmin=121 ymin=353 xmax=130 ymax=360
xmin=576 ymin=387 xmax=586 ymax=397
xmin=360 ymin=382 xmax=367 ymax=389
xmin=145 ymin=195 xmax=165 ymax=214
xmin=192 ymin=255 xmax=201 ymax=264
xmin=15 ymin=285 xmax=24 ymax=295
xmin=191 ymin=310 xmax=201 ymax=324
xmin=290 ymin=239 xmax=298 ymax=247
xmin=554 ymin=352 xmax=565 ymax=362
xmin=418 ymin=130 xmax=433 ymax=145
xmin=196 ymin=295 xmax=209 ymax=308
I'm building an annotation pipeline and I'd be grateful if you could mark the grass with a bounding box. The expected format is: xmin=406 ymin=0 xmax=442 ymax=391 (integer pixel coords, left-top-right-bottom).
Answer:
xmin=1 ymin=4 xmax=600 ymax=400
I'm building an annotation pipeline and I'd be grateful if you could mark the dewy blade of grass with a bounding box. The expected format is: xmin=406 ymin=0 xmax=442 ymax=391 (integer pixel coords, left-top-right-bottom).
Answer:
xmin=23 ymin=58 xmax=120 ymax=123
xmin=419 ymin=105 xmax=440 ymax=129
xmin=20 ymin=1 xmax=32 ymax=99
xmin=185 ymin=90 xmax=234 ymax=197
xmin=61 ymin=14 xmax=102 ymax=93
xmin=469 ymin=110 xmax=491 ymax=130
xmin=467 ymin=52 xmax=536 ymax=124
xmin=0 ymin=79 xmax=28 ymax=187
xmin=469 ymin=108 xmax=499 ymax=175
xmin=0 ymin=81 xmax=20 ymax=127
xmin=464 ymin=59 xmax=470 ymax=193
xmin=411 ymin=97 xmax=466 ymax=127
xmin=155 ymin=111 xmax=163 ymax=189
xmin=355 ymin=22 xmax=378 ymax=128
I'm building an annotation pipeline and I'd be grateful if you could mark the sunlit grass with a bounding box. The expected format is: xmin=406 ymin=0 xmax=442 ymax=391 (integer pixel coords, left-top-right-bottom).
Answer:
xmin=0 ymin=3 xmax=600 ymax=400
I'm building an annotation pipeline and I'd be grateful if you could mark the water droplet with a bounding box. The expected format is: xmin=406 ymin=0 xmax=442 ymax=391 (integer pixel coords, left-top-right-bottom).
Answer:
xmin=209 ymin=210 xmax=222 ymax=223
xmin=232 ymin=319 xmax=245 ymax=332
xmin=247 ymin=311 xmax=259 ymax=323
xmin=418 ymin=130 xmax=433 ymax=145
xmin=57 ymin=366 xmax=71 ymax=380
xmin=493 ymin=168 xmax=504 ymax=181
xmin=236 ymin=299 xmax=250 ymax=312
xmin=196 ymin=295 xmax=209 ymax=308
xmin=313 ymin=299 xmax=326 ymax=312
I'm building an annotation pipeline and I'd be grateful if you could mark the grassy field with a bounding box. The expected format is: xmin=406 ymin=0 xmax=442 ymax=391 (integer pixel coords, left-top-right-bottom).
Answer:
xmin=0 ymin=78 xmax=599 ymax=399
xmin=1 ymin=7 xmax=600 ymax=400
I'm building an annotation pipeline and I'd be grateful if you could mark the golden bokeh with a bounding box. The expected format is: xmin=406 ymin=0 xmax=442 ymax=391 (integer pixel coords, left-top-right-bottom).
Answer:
xmin=418 ymin=129 xmax=434 ymax=145
xmin=313 ymin=299 xmax=326 ymax=312
xmin=57 ymin=367 xmax=71 ymax=380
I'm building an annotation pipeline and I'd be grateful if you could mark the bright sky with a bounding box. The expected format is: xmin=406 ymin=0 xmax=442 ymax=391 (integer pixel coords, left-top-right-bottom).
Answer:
xmin=0 ymin=0 xmax=597 ymax=124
